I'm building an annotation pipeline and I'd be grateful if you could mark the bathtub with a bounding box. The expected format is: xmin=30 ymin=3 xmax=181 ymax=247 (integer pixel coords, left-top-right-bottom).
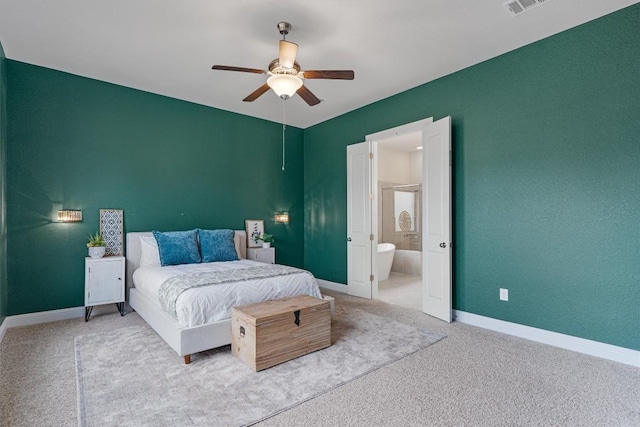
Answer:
xmin=377 ymin=243 xmax=396 ymax=281
xmin=391 ymin=250 xmax=423 ymax=276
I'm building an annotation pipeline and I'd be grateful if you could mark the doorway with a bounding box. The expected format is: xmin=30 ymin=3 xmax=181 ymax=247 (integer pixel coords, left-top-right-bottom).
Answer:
xmin=347 ymin=116 xmax=453 ymax=322
xmin=376 ymin=133 xmax=423 ymax=310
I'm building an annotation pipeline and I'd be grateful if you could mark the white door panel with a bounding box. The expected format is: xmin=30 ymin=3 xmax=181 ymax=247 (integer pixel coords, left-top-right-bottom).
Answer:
xmin=423 ymin=116 xmax=452 ymax=322
xmin=427 ymin=138 xmax=445 ymax=234
xmin=427 ymin=253 xmax=444 ymax=299
xmin=347 ymin=141 xmax=372 ymax=299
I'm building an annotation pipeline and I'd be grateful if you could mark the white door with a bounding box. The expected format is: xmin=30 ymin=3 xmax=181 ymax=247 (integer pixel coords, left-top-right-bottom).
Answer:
xmin=347 ymin=141 xmax=373 ymax=298
xmin=422 ymin=116 xmax=452 ymax=322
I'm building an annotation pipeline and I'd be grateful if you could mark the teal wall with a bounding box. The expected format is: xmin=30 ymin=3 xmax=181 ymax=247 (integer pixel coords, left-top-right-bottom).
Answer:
xmin=6 ymin=62 xmax=304 ymax=315
xmin=304 ymin=5 xmax=640 ymax=350
xmin=3 ymin=5 xmax=639 ymax=352
xmin=0 ymin=40 xmax=7 ymax=326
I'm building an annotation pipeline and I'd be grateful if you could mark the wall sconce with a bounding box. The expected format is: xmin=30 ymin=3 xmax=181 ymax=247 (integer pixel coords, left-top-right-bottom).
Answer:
xmin=57 ymin=210 xmax=83 ymax=222
xmin=274 ymin=212 xmax=289 ymax=224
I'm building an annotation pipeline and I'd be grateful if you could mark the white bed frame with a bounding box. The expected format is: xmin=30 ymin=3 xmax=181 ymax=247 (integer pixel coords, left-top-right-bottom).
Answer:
xmin=126 ymin=230 xmax=247 ymax=364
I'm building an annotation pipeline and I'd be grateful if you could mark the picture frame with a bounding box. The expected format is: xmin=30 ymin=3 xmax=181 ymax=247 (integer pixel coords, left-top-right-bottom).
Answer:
xmin=100 ymin=209 xmax=124 ymax=256
xmin=245 ymin=219 xmax=264 ymax=247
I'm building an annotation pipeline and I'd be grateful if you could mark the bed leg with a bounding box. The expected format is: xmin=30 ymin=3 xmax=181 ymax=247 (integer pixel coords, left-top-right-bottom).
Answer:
xmin=184 ymin=355 xmax=191 ymax=365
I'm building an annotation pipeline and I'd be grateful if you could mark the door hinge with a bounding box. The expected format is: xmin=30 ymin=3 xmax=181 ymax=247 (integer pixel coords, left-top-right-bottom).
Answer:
xmin=369 ymin=192 xmax=374 ymax=200
xmin=370 ymin=274 xmax=374 ymax=282
xmin=369 ymin=152 xmax=373 ymax=160
xmin=449 ymin=151 xmax=452 ymax=166
xmin=370 ymin=234 xmax=374 ymax=241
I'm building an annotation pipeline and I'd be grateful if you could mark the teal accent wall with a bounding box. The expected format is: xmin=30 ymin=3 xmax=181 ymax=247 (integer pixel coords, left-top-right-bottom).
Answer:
xmin=3 ymin=5 xmax=639 ymax=352
xmin=0 ymin=40 xmax=7 ymax=326
xmin=6 ymin=62 xmax=304 ymax=315
xmin=304 ymin=5 xmax=640 ymax=350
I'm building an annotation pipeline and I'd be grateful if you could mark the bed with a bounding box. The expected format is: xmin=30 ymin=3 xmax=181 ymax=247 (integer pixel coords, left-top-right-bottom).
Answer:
xmin=126 ymin=230 xmax=323 ymax=364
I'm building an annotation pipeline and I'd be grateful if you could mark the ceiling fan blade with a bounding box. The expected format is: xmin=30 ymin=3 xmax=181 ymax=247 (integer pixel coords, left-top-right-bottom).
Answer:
xmin=243 ymin=83 xmax=271 ymax=102
xmin=212 ymin=65 xmax=266 ymax=75
xmin=302 ymin=70 xmax=354 ymax=80
xmin=279 ymin=40 xmax=298 ymax=68
xmin=296 ymin=85 xmax=321 ymax=106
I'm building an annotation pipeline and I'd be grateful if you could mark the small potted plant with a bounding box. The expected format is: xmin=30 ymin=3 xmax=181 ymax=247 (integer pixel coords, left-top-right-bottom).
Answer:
xmin=259 ymin=233 xmax=275 ymax=248
xmin=87 ymin=232 xmax=107 ymax=258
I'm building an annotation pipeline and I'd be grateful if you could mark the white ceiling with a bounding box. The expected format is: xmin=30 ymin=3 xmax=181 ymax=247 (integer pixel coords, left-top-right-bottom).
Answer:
xmin=378 ymin=132 xmax=423 ymax=153
xmin=0 ymin=0 xmax=637 ymax=129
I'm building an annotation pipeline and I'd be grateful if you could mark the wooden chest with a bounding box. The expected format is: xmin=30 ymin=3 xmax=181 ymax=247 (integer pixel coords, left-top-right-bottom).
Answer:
xmin=231 ymin=295 xmax=331 ymax=371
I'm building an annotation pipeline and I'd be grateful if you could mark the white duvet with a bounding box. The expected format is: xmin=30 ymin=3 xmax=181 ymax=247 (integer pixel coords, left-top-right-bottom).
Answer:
xmin=132 ymin=259 xmax=322 ymax=328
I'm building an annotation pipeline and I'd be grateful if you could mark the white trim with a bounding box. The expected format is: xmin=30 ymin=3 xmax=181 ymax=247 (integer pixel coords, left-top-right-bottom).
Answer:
xmin=454 ymin=310 xmax=640 ymax=367
xmin=4 ymin=307 xmax=84 ymax=329
xmin=317 ymin=279 xmax=347 ymax=293
xmin=0 ymin=317 xmax=7 ymax=345
xmin=0 ymin=305 xmax=123 ymax=343
xmin=366 ymin=117 xmax=433 ymax=141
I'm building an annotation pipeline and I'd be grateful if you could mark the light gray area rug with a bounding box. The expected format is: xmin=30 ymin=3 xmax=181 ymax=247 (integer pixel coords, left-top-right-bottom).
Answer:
xmin=75 ymin=306 xmax=445 ymax=427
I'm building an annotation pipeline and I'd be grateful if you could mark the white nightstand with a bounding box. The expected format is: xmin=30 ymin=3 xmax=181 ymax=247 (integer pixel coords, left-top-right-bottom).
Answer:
xmin=85 ymin=256 xmax=125 ymax=321
xmin=247 ymin=247 xmax=275 ymax=264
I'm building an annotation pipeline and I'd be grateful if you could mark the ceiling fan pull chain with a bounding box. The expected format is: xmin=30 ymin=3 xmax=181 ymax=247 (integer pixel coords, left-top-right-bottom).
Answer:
xmin=282 ymin=98 xmax=286 ymax=171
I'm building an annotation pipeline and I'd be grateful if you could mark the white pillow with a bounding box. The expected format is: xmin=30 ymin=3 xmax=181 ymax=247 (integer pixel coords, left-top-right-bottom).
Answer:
xmin=139 ymin=235 xmax=161 ymax=267
xmin=234 ymin=233 xmax=243 ymax=259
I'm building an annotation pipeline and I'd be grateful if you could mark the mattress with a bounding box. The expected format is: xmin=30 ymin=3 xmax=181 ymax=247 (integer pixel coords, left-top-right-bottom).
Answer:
xmin=133 ymin=259 xmax=322 ymax=328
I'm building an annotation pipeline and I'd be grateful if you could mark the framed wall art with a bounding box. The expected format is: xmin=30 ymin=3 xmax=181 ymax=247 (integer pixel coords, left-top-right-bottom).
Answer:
xmin=245 ymin=219 xmax=264 ymax=247
xmin=100 ymin=209 xmax=124 ymax=256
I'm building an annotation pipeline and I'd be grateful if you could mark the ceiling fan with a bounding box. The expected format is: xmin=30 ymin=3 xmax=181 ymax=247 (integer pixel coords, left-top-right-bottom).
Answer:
xmin=212 ymin=22 xmax=355 ymax=106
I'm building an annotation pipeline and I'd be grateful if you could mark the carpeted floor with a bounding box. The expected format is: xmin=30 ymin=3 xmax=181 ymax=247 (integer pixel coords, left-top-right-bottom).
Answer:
xmin=75 ymin=307 xmax=443 ymax=426
xmin=1 ymin=289 xmax=639 ymax=426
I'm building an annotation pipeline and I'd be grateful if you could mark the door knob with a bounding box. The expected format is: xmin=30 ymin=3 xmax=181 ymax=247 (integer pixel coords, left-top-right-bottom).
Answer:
xmin=347 ymin=237 xmax=352 ymax=242
xmin=439 ymin=242 xmax=446 ymax=248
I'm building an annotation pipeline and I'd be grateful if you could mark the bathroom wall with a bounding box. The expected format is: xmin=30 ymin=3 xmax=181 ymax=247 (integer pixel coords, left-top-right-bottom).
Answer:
xmin=377 ymin=146 xmax=414 ymax=183
xmin=377 ymin=146 xmax=422 ymax=253
xmin=408 ymin=151 xmax=422 ymax=183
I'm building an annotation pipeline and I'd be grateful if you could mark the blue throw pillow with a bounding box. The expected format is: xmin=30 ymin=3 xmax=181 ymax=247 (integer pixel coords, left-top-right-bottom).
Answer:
xmin=198 ymin=229 xmax=239 ymax=262
xmin=152 ymin=230 xmax=201 ymax=266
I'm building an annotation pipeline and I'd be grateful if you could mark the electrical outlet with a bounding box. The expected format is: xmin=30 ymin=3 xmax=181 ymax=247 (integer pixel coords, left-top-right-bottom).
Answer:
xmin=500 ymin=288 xmax=509 ymax=301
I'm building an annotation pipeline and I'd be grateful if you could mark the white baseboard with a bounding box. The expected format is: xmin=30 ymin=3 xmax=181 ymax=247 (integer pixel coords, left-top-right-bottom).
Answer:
xmin=317 ymin=279 xmax=347 ymax=293
xmin=454 ymin=310 xmax=640 ymax=368
xmin=0 ymin=317 xmax=7 ymax=345
xmin=4 ymin=307 xmax=85 ymax=329
xmin=0 ymin=305 xmax=123 ymax=345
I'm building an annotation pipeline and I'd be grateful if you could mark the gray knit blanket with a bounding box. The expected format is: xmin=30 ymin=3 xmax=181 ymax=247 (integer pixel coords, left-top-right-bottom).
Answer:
xmin=158 ymin=264 xmax=305 ymax=317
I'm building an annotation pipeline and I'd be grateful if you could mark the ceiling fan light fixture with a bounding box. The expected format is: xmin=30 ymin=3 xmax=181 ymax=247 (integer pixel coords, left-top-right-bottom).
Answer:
xmin=267 ymin=74 xmax=303 ymax=98
xmin=279 ymin=40 xmax=298 ymax=69
xmin=212 ymin=20 xmax=354 ymax=106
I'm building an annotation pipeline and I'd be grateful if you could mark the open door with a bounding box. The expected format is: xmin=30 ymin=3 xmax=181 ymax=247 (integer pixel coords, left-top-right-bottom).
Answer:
xmin=346 ymin=116 xmax=451 ymax=321
xmin=422 ymin=116 xmax=452 ymax=322
xmin=347 ymin=141 xmax=373 ymax=299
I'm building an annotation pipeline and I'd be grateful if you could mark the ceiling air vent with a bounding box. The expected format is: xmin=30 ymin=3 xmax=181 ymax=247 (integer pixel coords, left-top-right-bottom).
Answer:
xmin=503 ymin=0 xmax=551 ymax=16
